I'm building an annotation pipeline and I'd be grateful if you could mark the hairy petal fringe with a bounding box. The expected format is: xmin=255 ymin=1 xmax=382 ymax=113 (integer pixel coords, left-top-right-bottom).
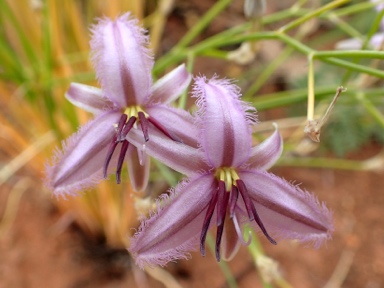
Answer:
xmin=45 ymin=111 xmax=121 ymax=197
xmin=191 ymin=75 xmax=256 ymax=168
xmin=90 ymin=13 xmax=153 ymax=107
xmin=129 ymin=174 xmax=216 ymax=268
xmin=239 ymin=170 xmax=333 ymax=247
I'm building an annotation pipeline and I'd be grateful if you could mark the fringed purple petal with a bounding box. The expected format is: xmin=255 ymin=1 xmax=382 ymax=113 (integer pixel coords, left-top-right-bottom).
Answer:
xmin=65 ymin=83 xmax=114 ymax=114
xmin=246 ymin=124 xmax=283 ymax=170
xmin=149 ymin=64 xmax=192 ymax=104
xmin=145 ymin=105 xmax=199 ymax=147
xmin=126 ymin=145 xmax=150 ymax=192
xmin=126 ymin=127 xmax=209 ymax=176
xmin=129 ymin=174 xmax=216 ymax=268
xmin=45 ymin=111 xmax=121 ymax=196
xmin=192 ymin=76 xmax=256 ymax=168
xmin=239 ymin=170 xmax=333 ymax=247
xmin=90 ymin=13 xmax=153 ymax=107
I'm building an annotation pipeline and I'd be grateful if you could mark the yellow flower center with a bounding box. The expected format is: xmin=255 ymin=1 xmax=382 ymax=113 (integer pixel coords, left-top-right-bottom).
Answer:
xmin=123 ymin=105 xmax=148 ymax=119
xmin=215 ymin=167 xmax=240 ymax=192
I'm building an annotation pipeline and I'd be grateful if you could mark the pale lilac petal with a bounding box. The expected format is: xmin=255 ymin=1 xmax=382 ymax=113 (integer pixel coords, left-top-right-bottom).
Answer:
xmin=126 ymin=145 xmax=150 ymax=192
xmin=129 ymin=174 xmax=216 ymax=268
xmin=91 ymin=13 xmax=153 ymax=107
xmin=65 ymin=83 xmax=113 ymax=114
xmin=193 ymin=76 xmax=256 ymax=168
xmin=149 ymin=64 xmax=192 ymax=104
xmin=45 ymin=111 xmax=121 ymax=196
xmin=239 ymin=170 xmax=333 ymax=247
xmin=371 ymin=0 xmax=384 ymax=12
xmin=246 ymin=124 xmax=283 ymax=170
xmin=335 ymin=33 xmax=384 ymax=50
xmin=126 ymin=128 xmax=209 ymax=176
xmin=146 ymin=105 xmax=199 ymax=147
xmin=335 ymin=38 xmax=363 ymax=50
xmin=221 ymin=217 xmax=241 ymax=261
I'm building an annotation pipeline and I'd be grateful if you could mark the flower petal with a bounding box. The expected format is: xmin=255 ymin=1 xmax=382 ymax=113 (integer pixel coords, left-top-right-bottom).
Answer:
xmin=145 ymin=104 xmax=199 ymax=147
xmin=193 ymin=76 xmax=256 ymax=168
xmin=129 ymin=174 xmax=216 ymax=268
xmin=239 ymin=170 xmax=333 ymax=247
xmin=127 ymin=127 xmax=209 ymax=176
xmin=45 ymin=111 xmax=121 ymax=196
xmin=149 ymin=64 xmax=192 ymax=104
xmin=65 ymin=83 xmax=113 ymax=114
xmin=221 ymin=217 xmax=242 ymax=261
xmin=126 ymin=145 xmax=150 ymax=192
xmin=246 ymin=124 xmax=283 ymax=170
xmin=335 ymin=33 xmax=384 ymax=50
xmin=91 ymin=13 xmax=153 ymax=107
xmin=334 ymin=38 xmax=363 ymax=50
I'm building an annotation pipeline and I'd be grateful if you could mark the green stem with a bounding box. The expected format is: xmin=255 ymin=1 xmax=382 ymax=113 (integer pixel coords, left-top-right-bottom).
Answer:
xmin=341 ymin=7 xmax=384 ymax=84
xmin=314 ymin=50 xmax=384 ymax=59
xmin=275 ymin=33 xmax=313 ymax=54
xmin=244 ymin=45 xmax=295 ymax=99
xmin=278 ymin=0 xmax=350 ymax=33
xmin=328 ymin=13 xmax=363 ymax=39
xmin=254 ymin=86 xmax=336 ymax=111
xmin=322 ymin=57 xmax=384 ymax=79
xmin=153 ymin=0 xmax=231 ymax=75
xmin=176 ymin=0 xmax=232 ymax=49
xmin=332 ymin=1 xmax=378 ymax=17
xmin=307 ymin=55 xmax=315 ymax=120
xmin=356 ymin=93 xmax=384 ymax=128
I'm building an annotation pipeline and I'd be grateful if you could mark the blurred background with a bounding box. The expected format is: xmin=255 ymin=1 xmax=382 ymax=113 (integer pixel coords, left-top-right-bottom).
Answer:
xmin=1 ymin=0 xmax=384 ymax=287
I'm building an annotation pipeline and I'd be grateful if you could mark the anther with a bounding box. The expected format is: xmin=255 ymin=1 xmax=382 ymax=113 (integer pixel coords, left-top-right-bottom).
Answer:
xmin=138 ymin=111 xmax=149 ymax=142
xmin=215 ymin=181 xmax=230 ymax=261
xmin=103 ymin=114 xmax=137 ymax=183
xmin=116 ymin=140 xmax=129 ymax=184
xmin=103 ymin=114 xmax=128 ymax=178
xmin=236 ymin=179 xmax=277 ymax=245
xmin=148 ymin=116 xmax=183 ymax=143
xmin=200 ymin=184 xmax=219 ymax=257
xmin=229 ymin=185 xmax=239 ymax=218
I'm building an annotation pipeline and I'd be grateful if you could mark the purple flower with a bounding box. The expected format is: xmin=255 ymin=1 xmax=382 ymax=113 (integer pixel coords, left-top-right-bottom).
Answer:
xmin=45 ymin=13 xmax=195 ymax=196
xmin=128 ymin=76 xmax=333 ymax=268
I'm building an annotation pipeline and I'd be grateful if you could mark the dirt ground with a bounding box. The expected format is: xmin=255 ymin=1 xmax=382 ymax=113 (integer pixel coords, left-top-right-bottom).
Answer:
xmin=1 ymin=1 xmax=384 ymax=288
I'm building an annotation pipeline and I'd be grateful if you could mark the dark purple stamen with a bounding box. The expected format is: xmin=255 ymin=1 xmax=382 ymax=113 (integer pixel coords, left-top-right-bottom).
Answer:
xmin=200 ymin=178 xmax=276 ymax=262
xmin=103 ymin=114 xmax=136 ymax=182
xmin=103 ymin=114 xmax=128 ymax=178
xmin=116 ymin=140 xmax=129 ymax=184
xmin=103 ymin=111 xmax=183 ymax=184
xmin=229 ymin=184 xmax=239 ymax=218
xmin=200 ymin=183 xmax=219 ymax=257
xmin=215 ymin=181 xmax=230 ymax=261
xmin=148 ymin=116 xmax=183 ymax=143
xmin=138 ymin=111 xmax=149 ymax=142
xmin=120 ymin=116 xmax=137 ymax=140
xmin=236 ymin=179 xmax=277 ymax=245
